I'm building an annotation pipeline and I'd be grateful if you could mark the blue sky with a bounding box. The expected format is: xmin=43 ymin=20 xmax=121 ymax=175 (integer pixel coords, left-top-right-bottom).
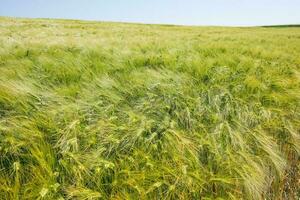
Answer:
xmin=0 ymin=0 xmax=299 ymax=26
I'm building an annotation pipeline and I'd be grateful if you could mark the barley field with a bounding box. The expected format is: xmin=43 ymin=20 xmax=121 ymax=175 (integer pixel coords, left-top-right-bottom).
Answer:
xmin=0 ymin=17 xmax=299 ymax=199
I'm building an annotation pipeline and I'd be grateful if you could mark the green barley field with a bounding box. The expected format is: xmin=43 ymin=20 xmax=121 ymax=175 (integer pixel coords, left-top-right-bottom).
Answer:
xmin=0 ymin=17 xmax=299 ymax=199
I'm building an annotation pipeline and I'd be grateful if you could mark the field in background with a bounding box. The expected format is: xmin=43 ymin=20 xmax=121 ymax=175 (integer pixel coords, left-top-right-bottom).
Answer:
xmin=0 ymin=17 xmax=299 ymax=199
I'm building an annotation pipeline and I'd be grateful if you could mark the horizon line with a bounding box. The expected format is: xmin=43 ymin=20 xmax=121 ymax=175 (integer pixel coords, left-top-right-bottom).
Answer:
xmin=1 ymin=15 xmax=300 ymax=28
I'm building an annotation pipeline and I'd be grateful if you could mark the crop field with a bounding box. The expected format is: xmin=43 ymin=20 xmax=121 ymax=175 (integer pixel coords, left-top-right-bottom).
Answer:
xmin=0 ymin=17 xmax=299 ymax=199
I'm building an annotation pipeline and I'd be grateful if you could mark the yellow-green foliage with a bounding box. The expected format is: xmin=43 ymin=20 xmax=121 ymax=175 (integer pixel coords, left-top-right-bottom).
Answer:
xmin=0 ymin=17 xmax=300 ymax=199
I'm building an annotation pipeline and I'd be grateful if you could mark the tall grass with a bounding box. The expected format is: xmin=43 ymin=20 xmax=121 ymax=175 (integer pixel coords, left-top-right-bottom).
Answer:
xmin=0 ymin=17 xmax=299 ymax=199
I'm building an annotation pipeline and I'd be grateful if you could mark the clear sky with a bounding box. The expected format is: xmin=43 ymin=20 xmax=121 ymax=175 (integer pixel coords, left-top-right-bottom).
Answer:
xmin=0 ymin=0 xmax=299 ymax=26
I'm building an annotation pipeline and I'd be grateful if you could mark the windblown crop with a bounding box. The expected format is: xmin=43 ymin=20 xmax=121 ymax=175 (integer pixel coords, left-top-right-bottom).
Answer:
xmin=0 ymin=17 xmax=299 ymax=199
